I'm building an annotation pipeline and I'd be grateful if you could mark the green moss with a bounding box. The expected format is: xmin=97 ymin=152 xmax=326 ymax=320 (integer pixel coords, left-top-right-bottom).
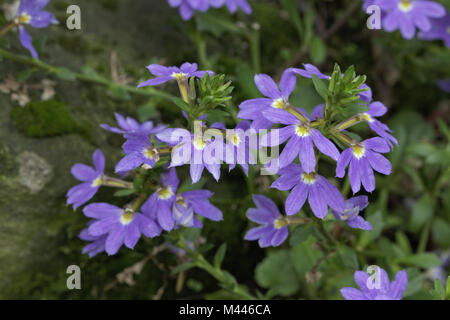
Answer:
xmin=12 ymin=100 xmax=86 ymax=138
xmin=0 ymin=145 xmax=17 ymax=177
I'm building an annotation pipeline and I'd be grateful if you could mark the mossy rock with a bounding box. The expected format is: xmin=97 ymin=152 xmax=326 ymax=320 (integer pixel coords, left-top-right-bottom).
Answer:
xmin=12 ymin=100 xmax=90 ymax=138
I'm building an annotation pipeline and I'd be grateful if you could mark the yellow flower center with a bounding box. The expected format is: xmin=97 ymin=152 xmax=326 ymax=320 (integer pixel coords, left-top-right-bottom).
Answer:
xmin=271 ymin=98 xmax=288 ymax=109
xmin=342 ymin=206 xmax=360 ymax=220
xmin=295 ymin=125 xmax=311 ymax=137
xmin=143 ymin=147 xmax=158 ymax=159
xmin=361 ymin=113 xmax=374 ymax=123
xmin=193 ymin=137 xmax=206 ymax=150
xmin=171 ymin=72 xmax=188 ymax=81
xmin=176 ymin=196 xmax=187 ymax=207
xmin=91 ymin=176 xmax=102 ymax=187
xmin=274 ymin=217 xmax=288 ymax=229
xmin=398 ymin=0 xmax=413 ymax=12
xmin=301 ymin=172 xmax=316 ymax=185
xmin=120 ymin=209 xmax=135 ymax=225
xmin=352 ymin=145 xmax=366 ymax=159
xmin=230 ymin=134 xmax=241 ymax=146
xmin=18 ymin=13 xmax=31 ymax=24
xmin=157 ymin=186 xmax=173 ymax=200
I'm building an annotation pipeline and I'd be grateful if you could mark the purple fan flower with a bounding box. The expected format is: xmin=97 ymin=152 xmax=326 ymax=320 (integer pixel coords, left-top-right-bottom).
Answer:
xmin=216 ymin=120 xmax=255 ymax=175
xmin=237 ymin=68 xmax=297 ymax=129
xmin=67 ymin=149 xmax=105 ymax=210
xmin=292 ymin=64 xmax=330 ymax=80
xmin=101 ymin=113 xmax=166 ymax=137
xmin=336 ymin=137 xmax=392 ymax=193
xmin=332 ymin=196 xmax=373 ymax=230
xmin=115 ymin=135 xmax=159 ymax=173
xmin=172 ymin=190 xmax=223 ymax=228
xmin=363 ymin=0 xmax=377 ymax=10
xmin=306 ymin=104 xmax=324 ymax=121
xmin=16 ymin=0 xmax=58 ymax=58
xmin=137 ymin=62 xmax=214 ymax=87
xmin=156 ymin=128 xmax=225 ymax=183
xmin=261 ymin=108 xmax=340 ymax=172
xmin=271 ymin=164 xmax=345 ymax=218
xmin=436 ymin=79 xmax=450 ymax=93
xmin=209 ymin=0 xmax=252 ymax=14
xmin=142 ymin=168 xmax=180 ymax=231
xmin=361 ymin=101 xmax=398 ymax=148
xmin=79 ymin=225 xmax=107 ymax=258
xmin=377 ymin=0 xmax=446 ymax=39
xmin=85 ymin=203 xmax=161 ymax=255
xmin=244 ymin=195 xmax=289 ymax=247
xmin=341 ymin=268 xmax=408 ymax=300
xmin=292 ymin=64 xmax=373 ymax=102
xmin=418 ymin=11 xmax=450 ymax=47
xmin=168 ymin=0 xmax=209 ymax=20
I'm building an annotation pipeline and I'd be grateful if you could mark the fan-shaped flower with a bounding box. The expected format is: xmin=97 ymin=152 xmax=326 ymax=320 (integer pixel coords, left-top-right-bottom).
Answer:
xmin=336 ymin=137 xmax=392 ymax=193
xmin=16 ymin=0 xmax=58 ymax=58
xmin=137 ymin=62 xmax=213 ymax=88
xmin=341 ymin=268 xmax=408 ymax=300
xmin=237 ymin=69 xmax=297 ymax=129
xmin=244 ymin=195 xmax=289 ymax=247
xmin=272 ymin=164 xmax=345 ymax=218
xmin=332 ymin=196 xmax=372 ymax=230
xmin=261 ymin=108 xmax=340 ymax=172
xmin=67 ymin=149 xmax=105 ymax=210
xmin=141 ymin=168 xmax=180 ymax=231
xmin=85 ymin=203 xmax=161 ymax=255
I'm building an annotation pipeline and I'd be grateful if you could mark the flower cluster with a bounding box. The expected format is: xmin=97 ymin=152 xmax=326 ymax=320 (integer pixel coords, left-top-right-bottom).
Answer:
xmin=237 ymin=63 xmax=395 ymax=247
xmin=168 ymin=0 xmax=252 ymax=20
xmin=364 ymin=0 xmax=447 ymax=42
xmin=67 ymin=60 xmax=403 ymax=298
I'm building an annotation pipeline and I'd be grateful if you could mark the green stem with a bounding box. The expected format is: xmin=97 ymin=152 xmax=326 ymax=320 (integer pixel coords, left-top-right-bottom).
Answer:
xmin=0 ymin=48 xmax=179 ymax=113
xmin=247 ymin=29 xmax=261 ymax=73
xmin=102 ymin=176 xmax=134 ymax=189
xmin=176 ymin=234 xmax=255 ymax=300
xmin=0 ymin=21 xmax=17 ymax=36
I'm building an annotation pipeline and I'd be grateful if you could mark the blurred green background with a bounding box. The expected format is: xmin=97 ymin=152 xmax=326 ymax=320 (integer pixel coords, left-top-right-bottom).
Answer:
xmin=0 ymin=0 xmax=449 ymax=299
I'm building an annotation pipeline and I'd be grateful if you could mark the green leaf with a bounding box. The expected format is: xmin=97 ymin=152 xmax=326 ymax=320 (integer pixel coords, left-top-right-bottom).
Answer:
xmin=195 ymin=11 xmax=240 ymax=37
xmin=396 ymin=253 xmax=441 ymax=268
xmin=255 ymin=250 xmax=299 ymax=297
xmin=280 ymin=0 xmax=303 ymax=39
xmin=290 ymin=236 xmax=323 ymax=276
xmin=289 ymin=224 xmax=314 ymax=246
xmin=113 ymin=189 xmax=135 ymax=197
xmin=311 ymin=74 xmax=329 ymax=100
xmin=395 ymin=231 xmax=412 ymax=255
xmin=358 ymin=209 xmax=384 ymax=249
xmin=338 ymin=245 xmax=359 ymax=269
xmin=432 ymin=218 xmax=450 ymax=248
xmin=409 ymin=195 xmax=434 ymax=233
xmin=55 ymin=67 xmax=76 ymax=81
xmin=446 ymin=276 xmax=450 ymax=299
xmin=108 ymin=84 xmax=131 ymax=101
xmin=214 ymin=243 xmax=227 ymax=269
xmin=403 ymin=268 xmax=423 ymax=298
xmin=171 ymin=262 xmax=195 ymax=275
xmin=172 ymin=97 xmax=191 ymax=114
xmin=310 ymin=36 xmax=326 ymax=65
xmin=430 ymin=279 xmax=446 ymax=300
xmin=342 ymin=65 xmax=355 ymax=84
